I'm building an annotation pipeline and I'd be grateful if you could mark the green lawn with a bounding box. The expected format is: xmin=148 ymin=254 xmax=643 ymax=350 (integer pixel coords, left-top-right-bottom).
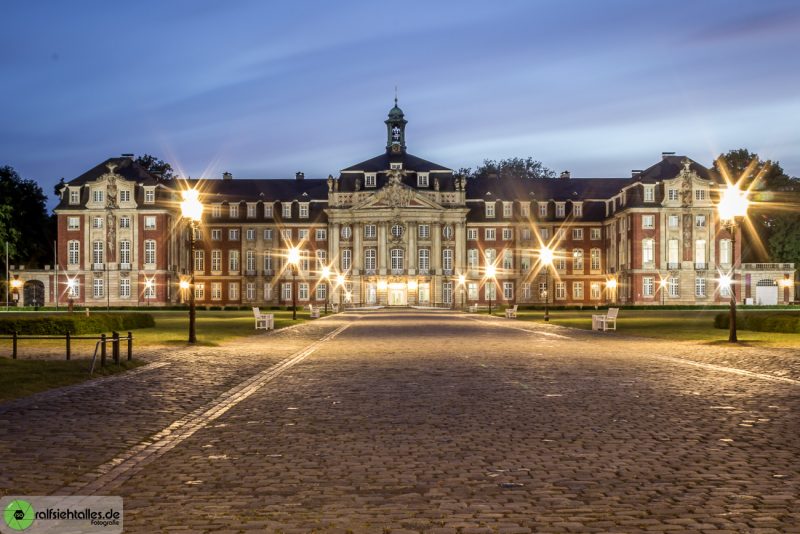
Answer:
xmin=489 ymin=308 xmax=800 ymax=347
xmin=0 ymin=358 xmax=145 ymax=403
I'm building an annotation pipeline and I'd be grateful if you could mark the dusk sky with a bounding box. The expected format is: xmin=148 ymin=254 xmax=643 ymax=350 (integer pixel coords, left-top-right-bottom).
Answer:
xmin=3 ymin=0 xmax=800 ymax=208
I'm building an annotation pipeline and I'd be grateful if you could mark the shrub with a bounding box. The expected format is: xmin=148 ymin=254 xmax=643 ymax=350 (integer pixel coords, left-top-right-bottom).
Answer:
xmin=714 ymin=312 xmax=800 ymax=333
xmin=0 ymin=313 xmax=155 ymax=335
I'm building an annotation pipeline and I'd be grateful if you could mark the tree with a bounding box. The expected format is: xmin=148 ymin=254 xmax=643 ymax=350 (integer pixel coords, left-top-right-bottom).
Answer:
xmin=0 ymin=166 xmax=52 ymax=268
xmin=53 ymin=177 xmax=66 ymax=197
xmin=135 ymin=154 xmax=175 ymax=181
xmin=458 ymin=157 xmax=556 ymax=180
xmin=712 ymin=148 xmax=796 ymax=192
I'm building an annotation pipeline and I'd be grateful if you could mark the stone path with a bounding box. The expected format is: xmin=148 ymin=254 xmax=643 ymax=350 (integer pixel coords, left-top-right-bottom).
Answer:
xmin=1 ymin=310 xmax=799 ymax=533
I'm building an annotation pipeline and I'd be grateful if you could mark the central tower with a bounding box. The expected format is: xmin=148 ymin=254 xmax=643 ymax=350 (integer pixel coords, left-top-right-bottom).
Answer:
xmin=385 ymin=97 xmax=407 ymax=154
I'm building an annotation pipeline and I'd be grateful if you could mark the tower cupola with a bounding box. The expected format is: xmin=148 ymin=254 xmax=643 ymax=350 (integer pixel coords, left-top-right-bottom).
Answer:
xmin=385 ymin=97 xmax=407 ymax=153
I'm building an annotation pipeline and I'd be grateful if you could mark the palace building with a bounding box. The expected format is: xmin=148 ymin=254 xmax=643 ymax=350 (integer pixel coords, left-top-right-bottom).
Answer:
xmin=26 ymin=102 xmax=793 ymax=308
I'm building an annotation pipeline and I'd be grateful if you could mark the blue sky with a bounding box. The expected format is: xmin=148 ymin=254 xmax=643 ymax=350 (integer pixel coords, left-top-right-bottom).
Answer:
xmin=2 ymin=0 xmax=799 ymax=207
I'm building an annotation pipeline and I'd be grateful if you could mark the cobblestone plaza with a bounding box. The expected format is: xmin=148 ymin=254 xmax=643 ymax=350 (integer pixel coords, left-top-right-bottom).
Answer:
xmin=1 ymin=310 xmax=798 ymax=532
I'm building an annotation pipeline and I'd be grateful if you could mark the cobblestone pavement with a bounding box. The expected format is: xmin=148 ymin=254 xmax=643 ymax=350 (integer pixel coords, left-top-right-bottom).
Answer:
xmin=2 ymin=310 xmax=799 ymax=533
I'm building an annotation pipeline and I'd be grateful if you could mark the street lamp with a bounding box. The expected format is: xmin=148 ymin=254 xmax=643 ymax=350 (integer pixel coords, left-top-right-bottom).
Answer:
xmin=539 ymin=246 xmax=554 ymax=321
xmin=458 ymin=273 xmax=466 ymax=310
xmin=287 ymin=247 xmax=300 ymax=320
xmin=321 ymin=265 xmax=331 ymax=314
xmin=10 ymin=277 xmax=22 ymax=306
xmin=606 ymin=277 xmax=617 ymax=305
xmin=336 ymin=273 xmax=345 ymax=310
xmin=485 ymin=264 xmax=496 ymax=315
xmin=659 ymin=278 xmax=667 ymax=307
xmin=144 ymin=279 xmax=153 ymax=307
xmin=717 ymin=184 xmax=749 ymax=343
xmin=180 ymin=188 xmax=203 ymax=344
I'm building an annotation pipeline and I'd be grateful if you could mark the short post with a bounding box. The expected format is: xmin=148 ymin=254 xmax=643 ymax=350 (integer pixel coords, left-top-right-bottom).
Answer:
xmin=66 ymin=332 xmax=71 ymax=361
xmin=12 ymin=331 xmax=17 ymax=360
xmin=112 ymin=331 xmax=120 ymax=365
xmin=127 ymin=331 xmax=133 ymax=361
xmin=100 ymin=333 xmax=107 ymax=367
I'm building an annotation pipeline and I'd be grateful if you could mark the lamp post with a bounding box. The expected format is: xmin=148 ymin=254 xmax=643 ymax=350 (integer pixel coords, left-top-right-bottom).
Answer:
xmin=321 ymin=266 xmax=330 ymax=314
xmin=659 ymin=278 xmax=667 ymax=307
xmin=486 ymin=264 xmax=496 ymax=315
xmin=11 ymin=277 xmax=22 ymax=307
xmin=337 ymin=273 xmax=345 ymax=310
xmin=458 ymin=273 xmax=466 ymax=310
xmin=287 ymin=247 xmax=300 ymax=321
xmin=180 ymin=189 xmax=203 ymax=344
xmin=717 ymin=184 xmax=749 ymax=343
xmin=539 ymin=246 xmax=553 ymax=322
xmin=606 ymin=277 xmax=618 ymax=306
xmin=144 ymin=279 xmax=153 ymax=307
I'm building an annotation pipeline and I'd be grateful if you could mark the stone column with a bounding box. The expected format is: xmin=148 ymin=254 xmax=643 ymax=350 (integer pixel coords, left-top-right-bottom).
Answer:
xmin=330 ymin=223 xmax=339 ymax=268
xmin=432 ymin=223 xmax=442 ymax=274
xmin=455 ymin=222 xmax=465 ymax=272
xmin=407 ymin=221 xmax=416 ymax=275
xmin=353 ymin=223 xmax=362 ymax=275
xmin=378 ymin=223 xmax=387 ymax=274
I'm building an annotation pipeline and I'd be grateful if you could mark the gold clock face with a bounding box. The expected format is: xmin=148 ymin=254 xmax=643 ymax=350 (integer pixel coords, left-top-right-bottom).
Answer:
xmin=391 ymin=144 xmax=401 ymax=153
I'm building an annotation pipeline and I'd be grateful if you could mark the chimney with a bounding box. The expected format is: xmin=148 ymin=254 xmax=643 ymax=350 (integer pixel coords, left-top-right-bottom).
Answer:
xmin=560 ymin=170 xmax=571 ymax=179
xmin=295 ymin=171 xmax=305 ymax=181
xmin=121 ymin=153 xmax=134 ymax=159
xmin=631 ymin=169 xmax=643 ymax=177
xmin=661 ymin=151 xmax=676 ymax=159
xmin=222 ymin=171 xmax=233 ymax=181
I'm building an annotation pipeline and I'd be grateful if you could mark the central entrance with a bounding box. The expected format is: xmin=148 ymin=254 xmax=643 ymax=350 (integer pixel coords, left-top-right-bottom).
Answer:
xmin=388 ymin=283 xmax=407 ymax=306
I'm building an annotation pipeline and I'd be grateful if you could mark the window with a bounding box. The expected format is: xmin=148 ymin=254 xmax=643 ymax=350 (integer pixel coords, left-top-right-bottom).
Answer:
xmin=68 ymin=241 xmax=80 ymax=265
xmin=590 ymin=282 xmax=601 ymax=300
xmin=643 ymin=277 xmax=654 ymax=297
xmin=668 ymin=277 xmax=679 ymax=297
xmin=572 ymin=249 xmax=584 ymax=272
xmin=590 ymin=248 xmax=601 ymax=271
xmin=93 ymin=278 xmax=104 ymax=298
xmin=92 ymin=189 xmax=104 ymax=204
xmin=538 ymin=202 xmax=548 ymax=218
xmin=119 ymin=278 xmax=130 ymax=298
xmin=228 ymin=283 xmax=240 ymax=300
xmin=719 ymin=239 xmax=732 ymax=265
xmin=484 ymin=249 xmax=496 ymax=265
xmin=502 ymin=249 xmax=513 ymax=270
xmin=119 ymin=240 xmax=131 ymax=266
xmin=316 ymin=249 xmax=327 ymax=269
xmin=144 ymin=216 xmax=156 ymax=230
xmin=341 ymin=249 xmax=352 ymax=271
xmin=555 ymin=252 xmax=566 ymax=271
xmin=364 ymin=248 xmax=376 ymax=271
xmin=143 ymin=280 xmax=155 ymax=299
xmin=503 ymin=202 xmax=513 ymax=218
xmin=229 ymin=229 xmax=240 ymax=241
xmin=521 ymin=228 xmax=532 ymax=240
xmin=365 ymin=173 xmax=376 ymax=188
xmin=92 ymin=240 xmax=104 ymax=266
xmin=668 ymin=239 xmax=679 ymax=267
xmin=264 ymin=204 xmax=274 ymax=218
xmin=501 ymin=228 xmax=512 ymax=241
xmin=226 ymin=250 xmax=239 ymax=272
xmin=299 ymin=203 xmax=309 ymax=218
xmin=194 ymin=250 xmax=204 ymax=272
xmin=144 ymin=240 xmax=156 ymax=266
xmin=555 ymin=282 xmax=566 ymax=300
xmin=695 ymin=277 xmax=706 ymax=297
xmin=208 ymin=229 xmax=220 ymax=241
xmin=229 ymin=204 xmax=239 ymax=218
xmin=246 ymin=282 xmax=256 ymax=300
xmin=485 ymin=228 xmax=496 ymax=241
xmin=695 ymin=189 xmax=707 ymax=201
xmin=467 ymin=249 xmax=479 ymax=270
xmin=263 ymin=283 xmax=272 ymax=300
xmin=695 ymin=240 xmax=706 ymax=267
xmin=417 ymin=173 xmax=429 ymax=187
xmin=246 ymin=228 xmax=256 ymax=241
xmin=485 ymin=203 xmax=495 ymax=218
xmin=211 ymin=283 xmax=222 ymax=301
xmin=391 ymin=224 xmax=404 ymax=238
xmin=503 ymin=282 xmax=514 ymax=300
xmin=263 ymin=252 xmax=272 ymax=273
xmin=668 ymin=189 xmax=679 ymax=201
xmin=668 ymin=215 xmax=679 ymax=228
xmin=443 ymin=281 xmax=453 ymax=304
xmin=467 ymin=228 xmax=478 ymax=240
xmin=316 ymin=228 xmax=327 ymax=241
xmin=281 ymin=283 xmax=291 ymax=301
xmin=211 ymin=250 xmax=222 ymax=272
xmin=69 ymin=189 xmax=80 ymax=205
xmin=540 ymin=228 xmax=550 ymax=240
xmin=418 ymin=224 xmax=430 ymax=239
xmin=522 ymin=283 xmax=531 ymax=299
xmin=68 ymin=216 xmax=80 ymax=230
xmin=364 ymin=225 xmax=376 ymax=239
xmin=573 ymin=203 xmax=583 ymax=217
xmin=642 ymin=215 xmax=655 ymax=229
xmin=572 ymin=228 xmax=583 ymax=240
xmin=93 ymin=216 xmax=103 ymax=229
xmin=247 ymin=204 xmax=257 ymax=218
xmin=485 ymin=283 xmax=496 ymax=301
xmin=282 ymin=203 xmax=292 ymax=218
xmin=144 ymin=189 xmax=155 ymax=204
xmin=467 ymin=282 xmax=479 ymax=300
xmin=418 ymin=249 xmax=430 ymax=272
xmin=390 ymin=162 xmax=402 ymax=170
xmin=120 ymin=216 xmax=130 ymax=228
xmin=642 ymin=239 xmax=655 ymax=265
xmin=281 ymin=229 xmax=292 ymax=241
xmin=212 ymin=205 xmax=222 ymax=218
xmin=521 ymin=252 xmax=531 ymax=272
xmin=263 ymin=228 xmax=273 ymax=240
xmin=316 ymin=283 xmax=327 ymax=300
xmin=572 ymin=281 xmax=584 ymax=300
xmin=194 ymin=283 xmax=205 ymax=300
xmin=246 ymin=250 xmax=256 ymax=272
xmin=590 ymin=228 xmax=601 ymax=240
xmin=298 ymin=229 xmax=309 ymax=240
xmin=390 ymin=248 xmax=404 ymax=271
xmin=555 ymin=203 xmax=566 ymax=218
xmin=442 ymin=249 xmax=453 ymax=272
xmin=341 ymin=225 xmax=352 ymax=239
xmin=695 ymin=215 xmax=706 ymax=227
xmin=644 ymin=186 xmax=655 ymax=203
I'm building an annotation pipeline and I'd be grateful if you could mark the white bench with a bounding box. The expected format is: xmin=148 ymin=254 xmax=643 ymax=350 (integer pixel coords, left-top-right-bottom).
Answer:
xmin=468 ymin=304 xmax=490 ymax=313
xmin=331 ymin=303 xmax=339 ymax=313
xmin=592 ymin=307 xmax=619 ymax=331
xmin=307 ymin=304 xmax=320 ymax=319
xmin=252 ymin=307 xmax=274 ymax=330
xmin=504 ymin=305 xmax=518 ymax=319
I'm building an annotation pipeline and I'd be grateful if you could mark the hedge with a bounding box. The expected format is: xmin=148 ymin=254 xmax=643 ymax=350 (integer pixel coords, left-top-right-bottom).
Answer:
xmin=714 ymin=312 xmax=800 ymax=333
xmin=0 ymin=313 xmax=156 ymax=335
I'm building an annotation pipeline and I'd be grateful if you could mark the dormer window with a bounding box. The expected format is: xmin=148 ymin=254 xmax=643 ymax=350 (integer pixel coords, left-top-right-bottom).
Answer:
xmin=555 ymin=202 xmax=566 ymax=218
xmin=211 ymin=204 xmax=222 ymax=218
xmin=695 ymin=189 xmax=707 ymax=201
xmin=229 ymin=204 xmax=239 ymax=218
xmin=538 ymin=202 xmax=548 ymax=217
xmin=503 ymin=202 xmax=513 ymax=218
xmin=92 ymin=189 xmax=105 ymax=204
xmin=644 ymin=185 xmax=655 ymax=203
xmin=365 ymin=173 xmax=376 ymax=188
xmin=144 ymin=188 xmax=155 ymax=204
xmin=282 ymin=203 xmax=292 ymax=219
xmin=119 ymin=190 xmax=130 ymax=203
xmin=390 ymin=163 xmax=402 ymax=170
xmin=299 ymin=203 xmax=309 ymax=219
xmin=668 ymin=188 xmax=679 ymax=201
xmin=485 ymin=203 xmax=495 ymax=218
xmin=573 ymin=202 xmax=583 ymax=217
xmin=417 ymin=173 xmax=429 ymax=187
xmin=69 ymin=189 xmax=80 ymax=205
xmin=247 ymin=203 xmax=257 ymax=218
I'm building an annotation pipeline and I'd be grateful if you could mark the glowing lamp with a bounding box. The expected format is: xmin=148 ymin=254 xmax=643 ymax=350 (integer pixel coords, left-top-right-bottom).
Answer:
xmin=539 ymin=246 xmax=554 ymax=266
xmin=718 ymin=274 xmax=732 ymax=290
xmin=321 ymin=266 xmax=330 ymax=279
xmin=377 ymin=280 xmax=388 ymax=291
xmin=179 ymin=280 xmax=190 ymax=290
xmin=486 ymin=264 xmax=496 ymax=278
xmin=287 ymin=247 xmax=300 ymax=266
xmin=180 ymin=189 xmax=203 ymax=222
xmin=717 ymin=185 xmax=749 ymax=222
xmin=407 ymin=280 xmax=418 ymax=290
xmin=458 ymin=274 xmax=466 ymax=285
xmin=336 ymin=274 xmax=345 ymax=286
xmin=606 ymin=278 xmax=617 ymax=289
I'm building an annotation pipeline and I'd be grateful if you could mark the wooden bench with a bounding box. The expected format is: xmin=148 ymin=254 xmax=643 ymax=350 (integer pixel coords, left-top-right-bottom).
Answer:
xmin=504 ymin=305 xmax=518 ymax=319
xmin=592 ymin=307 xmax=619 ymax=331
xmin=252 ymin=307 xmax=274 ymax=330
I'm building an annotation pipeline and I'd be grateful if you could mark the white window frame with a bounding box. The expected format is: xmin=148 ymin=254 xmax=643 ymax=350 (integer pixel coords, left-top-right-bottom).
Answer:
xmin=642 ymin=215 xmax=655 ymax=229
xmin=485 ymin=203 xmax=495 ymax=218
xmin=485 ymin=228 xmax=496 ymax=241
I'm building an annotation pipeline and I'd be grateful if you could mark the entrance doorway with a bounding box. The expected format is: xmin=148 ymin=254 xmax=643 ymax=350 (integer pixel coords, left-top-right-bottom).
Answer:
xmin=388 ymin=283 xmax=407 ymax=306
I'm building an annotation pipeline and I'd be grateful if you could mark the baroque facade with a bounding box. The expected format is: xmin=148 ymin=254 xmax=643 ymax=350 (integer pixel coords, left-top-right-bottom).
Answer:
xmin=46 ymin=102 xmax=795 ymax=308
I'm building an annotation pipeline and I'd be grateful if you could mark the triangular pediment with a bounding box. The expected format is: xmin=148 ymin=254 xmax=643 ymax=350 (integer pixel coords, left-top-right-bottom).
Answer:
xmin=353 ymin=181 xmax=446 ymax=211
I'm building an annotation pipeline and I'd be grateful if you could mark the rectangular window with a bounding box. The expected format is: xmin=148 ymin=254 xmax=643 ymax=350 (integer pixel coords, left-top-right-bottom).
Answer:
xmin=668 ymin=239 xmax=679 ymax=267
xmin=225 ymin=282 xmax=238 ymax=300
xmin=642 ymin=215 xmax=655 ymax=229
xmin=263 ymin=252 xmax=272 ymax=273
xmin=247 ymin=204 xmax=257 ymax=218
xmin=467 ymin=249 xmax=479 ymax=270
xmin=211 ymin=229 xmax=222 ymax=241
xmin=502 ymin=228 xmax=512 ymax=241
xmin=211 ymin=283 xmax=222 ymax=301
xmin=365 ymin=173 xmax=376 ymax=188
xmin=298 ymin=229 xmax=309 ymax=240
xmin=246 ymin=282 xmax=256 ymax=300
xmin=573 ymin=203 xmax=583 ymax=217
xmin=442 ymin=249 xmax=453 ymax=272
xmin=68 ymin=241 xmax=80 ymax=265
xmin=316 ymin=283 xmax=327 ymax=300
xmin=341 ymin=248 xmax=352 ymax=271
xmin=590 ymin=248 xmax=601 ymax=270
xmin=299 ymin=203 xmax=309 ymax=218
xmin=263 ymin=228 xmax=273 ymax=240
xmin=282 ymin=203 xmax=292 ymax=218
xmin=264 ymin=204 xmax=273 ymax=218
xmin=316 ymin=249 xmax=327 ymax=269
xmin=719 ymin=239 xmax=732 ymax=265
xmin=443 ymin=281 xmax=453 ymax=304
xmin=246 ymin=250 xmax=256 ymax=272
xmin=485 ymin=228 xmax=496 ymax=241
xmin=119 ymin=278 xmax=130 ymax=298
xmin=484 ymin=249 xmax=496 ymax=265
xmin=390 ymin=248 xmax=404 ymax=271
xmin=93 ymin=278 xmax=104 ymax=298
xmin=418 ymin=249 xmax=430 ymax=272
xmin=503 ymin=282 xmax=513 ymax=300
xmin=555 ymin=203 xmax=566 ymax=218
xmin=668 ymin=214 xmax=679 ymax=228
xmin=92 ymin=189 xmax=104 ymax=204
xmin=643 ymin=276 xmax=654 ymax=297
xmin=229 ymin=204 xmax=239 ymax=218
xmin=281 ymin=229 xmax=292 ymax=241
xmin=194 ymin=250 xmax=204 ymax=272
xmin=119 ymin=216 xmax=130 ymax=228
xmin=485 ymin=283 xmax=496 ymax=301
xmin=590 ymin=228 xmax=601 ymax=240
xmin=572 ymin=249 xmax=584 ymax=272
xmin=69 ymin=189 xmax=80 ymax=205
xmin=695 ymin=189 xmax=707 ymax=201
xmin=263 ymin=283 xmax=272 ymax=300
xmin=555 ymin=282 xmax=566 ymax=300
xmin=467 ymin=282 xmax=479 ymax=300
xmin=540 ymin=228 xmax=550 ymax=240
xmin=642 ymin=239 xmax=655 ymax=265
xmin=695 ymin=239 xmax=706 ymax=267
xmin=668 ymin=189 xmax=679 ymax=201
xmin=298 ymin=283 xmax=309 ymax=300
xmin=364 ymin=225 xmax=376 ymax=239
xmin=144 ymin=240 xmax=156 ymax=266
xmin=119 ymin=240 xmax=131 ymax=266
xmin=467 ymin=228 xmax=478 ymax=240
xmin=67 ymin=216 xmax=80 ymax=230
xmin=144 ymin=189 xmax=155 ymax=203
xmin=93 ymin=216 xmax=103 ymax=229
xmin=572 ymin=228 xmax=583 ymax=240
xmin=695 ymin=277 xmax=706 ymax=297
xmin=503 ymin=202 xmax=513 ymax=218
xmin=316 ymin=228 xmax=327 ymax=241
xmin=418 ymin=224 xmax=430 ymax=239
xmin=229 ymin=229 xmax=240 ymax=241
xmin=521 ymin=203 xmax=530 ymax=217
xmin=144 ymin=216 xmax=156 ymax=230
xmin=92 ymin=240 xmax=104 ymax=266
xmin=502 ymin=249 xmax=513 ymax=270
xmin=538 ymin=202 xmax=548 ymax=217
xmin=246 ymin=228 xmax=256 ymax=241
xmin=522 ymin=283 xmax=531 ymax=299
xmin=364 ymin=248 xmax=376 ymax=271
xmin=211 ymin=250 xmax=222 ymax=272
xmin=195 ymin=283 xmax=205 ymax=300
xmin=212 ymin=205 xmax=222 ymax=218
xmin=229 ymin=250 xmax=240 ymax=272
xmin=143 ymin=280 xmax=155 ymax=299
xmin=521 ymin=228 xmax=532 ymax=240
xmin=572 ymin=281 xmax=584 ymax=300
xmin=485 ymin=203 xmax=495 ymax=218
xmin=695 ymin=215 xmax=706 ymax=227
xmin=669 ymin=277 xmax=679 ymax=297
xmin=417 ymin=173 xmax=429 ymax=187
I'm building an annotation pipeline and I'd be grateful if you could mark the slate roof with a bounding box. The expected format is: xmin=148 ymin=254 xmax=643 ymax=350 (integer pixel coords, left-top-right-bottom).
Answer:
xmin=341 ymin=151 xmax=451 ymax=173
xmin=633 ymin=156 xmax=721 ymax=183
xmin=65 ymin=157 xmax=160 ymax=187
xmin=465 ymin=176 xmax=629 ymax=201
xmin=180 ymin=178 xmax=329 ymax=202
